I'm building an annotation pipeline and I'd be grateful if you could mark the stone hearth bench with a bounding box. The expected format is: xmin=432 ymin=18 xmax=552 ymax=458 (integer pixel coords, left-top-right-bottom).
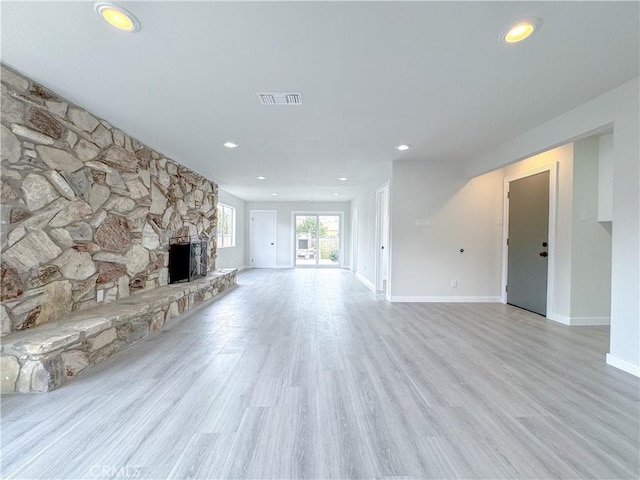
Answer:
xmin=0 ymin=269 xmax=237 ymax=394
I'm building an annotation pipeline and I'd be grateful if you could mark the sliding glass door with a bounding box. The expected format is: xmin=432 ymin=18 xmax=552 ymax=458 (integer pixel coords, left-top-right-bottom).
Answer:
xmin=294 ymin=214 xmax=341 ymax=267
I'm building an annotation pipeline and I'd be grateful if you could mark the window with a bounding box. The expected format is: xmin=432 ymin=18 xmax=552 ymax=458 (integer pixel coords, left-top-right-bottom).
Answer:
xmin=216 ymin=203 xmax=235 ymax=248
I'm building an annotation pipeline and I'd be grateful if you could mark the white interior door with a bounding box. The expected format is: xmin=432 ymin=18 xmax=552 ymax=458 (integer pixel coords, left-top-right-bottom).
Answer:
xmin=250 ymin=210 xmax=276 ymax=268
xmin=352 ymin=205 xmax=359 ymax=272
xmin=375 ymin=182 xmax=390 ymax=293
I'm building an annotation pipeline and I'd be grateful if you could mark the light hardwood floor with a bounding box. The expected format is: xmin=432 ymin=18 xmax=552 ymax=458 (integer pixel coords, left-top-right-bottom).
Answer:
xmin=1 ymin=268 xmax=638 ymax=479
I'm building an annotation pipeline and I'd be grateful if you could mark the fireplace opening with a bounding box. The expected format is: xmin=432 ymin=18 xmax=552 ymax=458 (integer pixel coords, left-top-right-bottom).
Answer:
xmin=169 ymin=235 xmax=208 ymax=284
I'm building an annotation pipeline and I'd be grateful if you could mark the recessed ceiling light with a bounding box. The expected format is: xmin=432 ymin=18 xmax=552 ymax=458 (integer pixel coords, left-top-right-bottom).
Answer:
xmin=332 ymin=193 xmax=341 ymax=196
xmin=395 ymin=144 xmax=411 ymax=151
xmin=271 ymin=193 xmax=279 ymax=196
xmin=338 ymin=177 xmax=348 ymax=181
xmin=223 ymin=141 xmax=239 ymax=149
xmin=257 ymin=176 xmax=266 ymax=180
xmin=500 ymin=19 xmax=541 ymax=44
xmin=95 ymin=2 xmax=140 ymax=32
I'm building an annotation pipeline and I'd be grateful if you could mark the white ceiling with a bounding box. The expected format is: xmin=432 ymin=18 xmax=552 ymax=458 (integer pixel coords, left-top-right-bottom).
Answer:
xmin=2 ymin=1 xmax=638 ymax=202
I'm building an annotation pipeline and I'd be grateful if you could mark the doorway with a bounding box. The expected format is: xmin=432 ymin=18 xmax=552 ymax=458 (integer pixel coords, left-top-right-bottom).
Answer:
xmin=375 ymin=182 xmax=390 ymax=296
xmin=250 ymin=210 xmax=276 ymax=268
xmin=294 ymin=214 xmax=342 ymax=267
xmin=351 ymin=205 xmax=359 ymax=272
xmin=506 ymin=170 xmax=551 ymax=316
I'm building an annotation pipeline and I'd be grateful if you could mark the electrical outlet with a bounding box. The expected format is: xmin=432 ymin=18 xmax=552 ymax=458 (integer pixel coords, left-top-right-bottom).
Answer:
xmin=97 ymin=290 xmax=104 ymax=302
xmin=451 ymin=279 xmax=457 ymax=288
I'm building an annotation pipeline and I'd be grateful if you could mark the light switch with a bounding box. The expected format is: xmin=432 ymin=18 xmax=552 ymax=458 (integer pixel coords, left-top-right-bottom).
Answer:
xmin=580 ymin=210 xmax=589 ymax=221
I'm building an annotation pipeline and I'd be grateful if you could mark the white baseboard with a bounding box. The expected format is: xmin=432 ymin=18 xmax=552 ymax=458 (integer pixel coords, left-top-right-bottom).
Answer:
xmin=548 ymin=313 xmax=571 ymax=325
xmin=355 ymin=272 xmax=376 ymax=291
xmin=606 ymin=354 xmax=640 ymax=377
xmin=548 ymin=314 xmax=610 ymax=326
xmin=570 ymin=316 xmax=610 ymax=326
xmin=389 ymin=296 xmax=501 ymax=303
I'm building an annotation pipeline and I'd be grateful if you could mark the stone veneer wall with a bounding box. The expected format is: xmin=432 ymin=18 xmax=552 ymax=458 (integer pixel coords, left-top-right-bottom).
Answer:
xmin=0 ymin=64 xmax=218 ymax=336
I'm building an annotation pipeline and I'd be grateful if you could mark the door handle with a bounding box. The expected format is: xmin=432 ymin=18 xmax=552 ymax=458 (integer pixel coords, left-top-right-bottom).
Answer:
xmin=539 ymin=251 xmax=548 ymax=257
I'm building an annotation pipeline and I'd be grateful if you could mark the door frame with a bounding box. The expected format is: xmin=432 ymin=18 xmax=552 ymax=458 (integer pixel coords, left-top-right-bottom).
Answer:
xmin=375 ymin=181 xmax=391 ymax=300
xmin=351 ymin=205 xmax=359 ymax=273
xmin=249 ymin=209 xmax=277 ymax=268
xmin=291 ymin=211 xmax=344 ymax=268
xmin=502 ymin=162 xmax=558 ymax=318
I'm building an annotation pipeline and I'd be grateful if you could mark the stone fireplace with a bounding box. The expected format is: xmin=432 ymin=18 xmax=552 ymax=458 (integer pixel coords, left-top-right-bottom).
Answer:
xmin=0 ymin=64 xmax=238 ymax=394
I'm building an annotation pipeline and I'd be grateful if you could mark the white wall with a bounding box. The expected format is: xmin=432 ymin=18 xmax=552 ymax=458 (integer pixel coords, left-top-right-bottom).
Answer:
xmin=390 ymin=160 xmax=503 ymax=301
xmin=571 ymin=136 xmax=612 ymax=323
xmin=216 ymin=189 xmax=246 ymax=269
xmin=465 ymin=77 xmax=639 ymax=376
xmin=598 ymin=133 xmax=614 ymax=221
xmin=244 ymin=201 xmax=350 ymax=268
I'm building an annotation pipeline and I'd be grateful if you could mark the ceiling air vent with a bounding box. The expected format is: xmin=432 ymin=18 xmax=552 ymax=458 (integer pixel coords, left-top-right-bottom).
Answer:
xmin=257 ymin=92 xmax=303 ymax=105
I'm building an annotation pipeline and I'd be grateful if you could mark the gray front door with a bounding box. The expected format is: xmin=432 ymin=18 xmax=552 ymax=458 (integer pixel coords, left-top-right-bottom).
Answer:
xmin=507 ymin=171 xmax=550 ymax=316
